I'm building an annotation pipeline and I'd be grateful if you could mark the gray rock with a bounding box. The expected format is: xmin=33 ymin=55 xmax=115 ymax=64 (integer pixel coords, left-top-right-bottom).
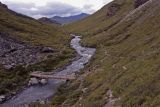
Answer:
xmin=39 ymin=100 xmax=45 ymax=104
xmin=0 ymin=95 xmax=5 ymax=102
xmin=24 ymin=104 xmax=29 ymax=107
xmin=82 ymin=88 xmax=88 ymax=93
xmin=40 ymin=79 xmax=47 ymax=85
xmin=41 ymin=47 xmax=54 ymax=53
xmin=29 ymin=78 xmax=39 ymax=85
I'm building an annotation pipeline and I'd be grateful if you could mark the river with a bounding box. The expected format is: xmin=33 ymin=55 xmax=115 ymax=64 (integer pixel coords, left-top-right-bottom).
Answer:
xmin=0 ymin=35 xmax=96 ymax=107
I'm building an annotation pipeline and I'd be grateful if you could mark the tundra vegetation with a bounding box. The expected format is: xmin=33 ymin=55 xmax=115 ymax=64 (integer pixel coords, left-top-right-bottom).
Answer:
xmin=49 ymin=0 xmax=160 ymax=106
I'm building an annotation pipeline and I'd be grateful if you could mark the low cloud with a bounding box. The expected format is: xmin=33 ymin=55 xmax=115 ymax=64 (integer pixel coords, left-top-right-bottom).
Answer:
xmin=83 ymin=4 xmax=95 ymax=13
xmin=3 ymin=1 xmax=94 ymax=18
xmin=35 ymin=2 xmax=82 ymax=17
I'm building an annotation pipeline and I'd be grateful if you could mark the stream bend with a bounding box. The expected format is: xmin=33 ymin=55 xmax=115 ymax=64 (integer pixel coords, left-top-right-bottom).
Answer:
xmin=1 ymin=35 xmax=96 ymax=107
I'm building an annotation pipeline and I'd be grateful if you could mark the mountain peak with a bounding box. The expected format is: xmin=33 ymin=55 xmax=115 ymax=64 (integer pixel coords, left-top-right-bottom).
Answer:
xmin=79 ymin=13 xmax=89 ymax=15
xmin=51 ymin=13 xmax=89 ymax=24
xmin=0 ymin=2 xmax=8 ymax=9
xmin=38 ymin=17 xmax=60 ymax=25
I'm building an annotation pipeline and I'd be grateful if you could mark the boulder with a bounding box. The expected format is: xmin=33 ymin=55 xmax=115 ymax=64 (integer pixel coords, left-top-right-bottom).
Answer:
xmin=29 ymin=78 xmax=39 ymax=85
xmin=82 ymin=88 xmax=88 ymax=93
xmin=24 ymin=104 xmax=29 ymax=107
xmin=41 ymin=47 xmax=54 ymax=53
xmin=39 ymin=100 xmax=45 ymax=104
xmin=40 ymin=79 xmax=47 ymax=85
xmin=0 ymin=95 xmax=5 ymax=103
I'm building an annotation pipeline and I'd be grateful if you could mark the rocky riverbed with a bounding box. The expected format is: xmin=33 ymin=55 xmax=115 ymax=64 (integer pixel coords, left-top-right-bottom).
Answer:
xmin=0 ymin=35 xmax=96 ymax=107
xmin=0 ymin=32 xmax=54 ymax=69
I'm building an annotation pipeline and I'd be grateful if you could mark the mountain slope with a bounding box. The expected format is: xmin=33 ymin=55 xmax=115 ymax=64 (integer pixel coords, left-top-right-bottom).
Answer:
xmin=51 ymin=13 xmax=89 ymax=24
xmin=51 ymin=0 xmax=160 ymax=107
xmin=38 ymin=17 xmax=61 ymax=25
xmin=0 ymin=2 xmax=74 ymax=96
xmin=65 ymin=0 xmax=134 ymax=35
xmin=0 ymin=4 xmax=68 ymax=48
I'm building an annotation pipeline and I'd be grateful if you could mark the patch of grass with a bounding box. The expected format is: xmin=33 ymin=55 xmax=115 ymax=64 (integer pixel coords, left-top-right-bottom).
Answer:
xmin=0 ymin=65 xmax=29 ymax=95
xmin=51 ymin=81 xmax=81 ymax=107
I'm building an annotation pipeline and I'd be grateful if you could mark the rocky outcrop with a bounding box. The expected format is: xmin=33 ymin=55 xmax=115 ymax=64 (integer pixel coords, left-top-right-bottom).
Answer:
xmin=0 ymin=2 xmax=8 ymax=9
xmin=28 ymin=78 xmax=39 ymax=85
xmin=0 ymin=33 xmax=54 ymax=69
xmin=0 ymin=95 xmax=5 ymax=103
xmin=107 ymin=3 xmax=120 ymax=17
xmin=134 ymin=0 xmax=149 ymax=8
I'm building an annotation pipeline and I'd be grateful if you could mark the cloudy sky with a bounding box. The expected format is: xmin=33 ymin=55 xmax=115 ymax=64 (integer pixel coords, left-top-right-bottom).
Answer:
xmin=0 ymin=0 xmax=113 ymax=18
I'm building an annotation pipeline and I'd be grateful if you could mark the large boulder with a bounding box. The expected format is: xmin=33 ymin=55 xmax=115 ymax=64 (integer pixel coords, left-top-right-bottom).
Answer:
xmin=40 ymin=79 xmax=47 ymax=85
xmin=28 ymin=78 xmax=39 ymax=85
xmin=0 ymin=95 xmax=5 ymax=103
xmin=134 ymin=0 xmax=149 ymax=8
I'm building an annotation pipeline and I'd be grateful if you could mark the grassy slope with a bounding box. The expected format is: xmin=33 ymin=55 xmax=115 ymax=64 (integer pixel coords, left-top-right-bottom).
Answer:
xmin=0 ymin=5 xmax=74 ymax=95
xmin=65 ymin=0 xmax=134 ymax=36
xmin=50 ymin=0 xmax=160 ymax=107
xmin=0 ymin=6 xmax=69 ymax=49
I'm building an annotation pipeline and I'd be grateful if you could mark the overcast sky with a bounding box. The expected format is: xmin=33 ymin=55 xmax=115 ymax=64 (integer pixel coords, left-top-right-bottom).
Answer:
xmin=0 ymin=0 xmax=113 ymax=18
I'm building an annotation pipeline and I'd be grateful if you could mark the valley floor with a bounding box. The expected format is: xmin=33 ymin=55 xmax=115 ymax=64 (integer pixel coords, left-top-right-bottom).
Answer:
xmin=49 ymin=0 xmax=160 ymax=107
xmin=1 ymin=0 xmax=160 ymax=107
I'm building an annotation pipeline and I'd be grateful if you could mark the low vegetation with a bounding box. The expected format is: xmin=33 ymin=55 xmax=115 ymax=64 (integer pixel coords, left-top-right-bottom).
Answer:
xmin=51 ymin=0 xmax=160 ymax=107
xmin=0 ymin=3 xmax=75 ymax=95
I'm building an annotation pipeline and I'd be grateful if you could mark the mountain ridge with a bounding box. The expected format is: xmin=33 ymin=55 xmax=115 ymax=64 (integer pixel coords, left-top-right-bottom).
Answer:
xmin=50 ymin=13 xmax=89 ymax=24
xmin=38 ymin=17 xmax=61 ymax=25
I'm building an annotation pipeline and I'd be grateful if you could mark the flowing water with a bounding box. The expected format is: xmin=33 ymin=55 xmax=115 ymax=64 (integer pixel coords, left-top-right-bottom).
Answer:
xmin=0 ymin=35 xmax=96 ymax=107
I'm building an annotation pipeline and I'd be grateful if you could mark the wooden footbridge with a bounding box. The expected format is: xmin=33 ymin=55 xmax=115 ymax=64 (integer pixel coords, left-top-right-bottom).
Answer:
xmin=30 ymin=71 xmax=77 ymax=80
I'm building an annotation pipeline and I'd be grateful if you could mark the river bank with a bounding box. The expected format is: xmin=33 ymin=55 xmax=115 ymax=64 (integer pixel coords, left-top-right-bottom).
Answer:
xmin=0 ymin=35 xmax=96 ymax=107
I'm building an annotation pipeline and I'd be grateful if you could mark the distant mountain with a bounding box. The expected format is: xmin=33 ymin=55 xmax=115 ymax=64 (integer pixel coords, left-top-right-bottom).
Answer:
xmin=50 ymin=13 xmax=89 ymax=24
xmin=38 ymin=17 xmax=61 ymax=25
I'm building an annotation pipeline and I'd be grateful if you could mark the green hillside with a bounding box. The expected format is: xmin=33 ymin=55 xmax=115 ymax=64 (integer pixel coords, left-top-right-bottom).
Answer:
xmin=65 ymin=0 xmax=134 ymax=36
xmin=0 ymin=3 xmax=74 ymax=95
xmin=0 ymin=4 xmax=69 ymax=49
xmin=51 ymin=0 xmax=160 ymax=107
